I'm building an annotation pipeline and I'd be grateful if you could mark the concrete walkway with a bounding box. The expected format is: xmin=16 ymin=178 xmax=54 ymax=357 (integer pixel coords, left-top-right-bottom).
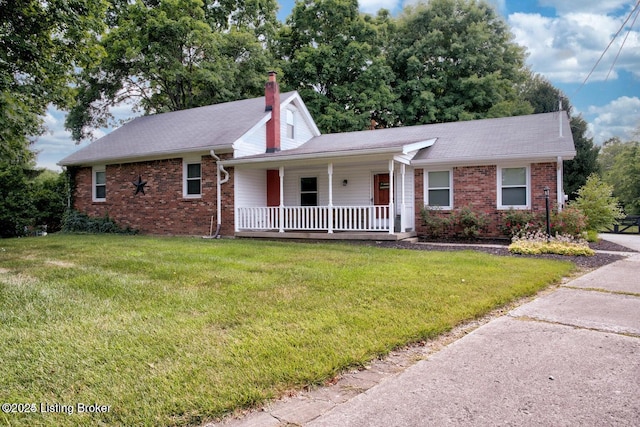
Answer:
xmin=212 ymin=234 xmax=640 ymax=427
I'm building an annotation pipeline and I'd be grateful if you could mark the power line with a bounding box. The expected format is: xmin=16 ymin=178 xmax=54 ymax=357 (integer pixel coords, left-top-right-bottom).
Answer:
xmin=606 ymin=3 xmax=640 ymax=81
xmin=574 ymin=0 xmax=640 ymax=96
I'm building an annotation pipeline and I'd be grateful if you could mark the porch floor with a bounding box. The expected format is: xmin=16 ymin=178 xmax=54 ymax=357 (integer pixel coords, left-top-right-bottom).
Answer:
xmin=235 ymin=230 xmax=418 ymax=241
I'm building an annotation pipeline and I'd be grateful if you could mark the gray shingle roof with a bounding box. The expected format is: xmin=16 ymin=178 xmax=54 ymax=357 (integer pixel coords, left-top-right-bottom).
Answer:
xmin=230 ymin=111 xmax=575 ymax=164
xmin=411 ymin=111 xmax=576 ymax=164
xmin=59 ymin=92 xmax=297 ymax=166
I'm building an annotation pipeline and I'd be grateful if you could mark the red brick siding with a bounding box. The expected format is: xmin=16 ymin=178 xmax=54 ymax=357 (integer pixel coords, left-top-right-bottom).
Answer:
xmin=71 ymin=154 xmax=235 ymax=236
xmin=415 ymin=162 xmax=558 ymax=238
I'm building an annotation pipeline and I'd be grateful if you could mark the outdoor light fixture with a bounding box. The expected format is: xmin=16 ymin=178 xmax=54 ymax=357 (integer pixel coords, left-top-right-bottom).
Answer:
xmin=544 ymin=186 xmax=551 ymax=241
xmin=342 ymin=179 xmax=348 ymax=186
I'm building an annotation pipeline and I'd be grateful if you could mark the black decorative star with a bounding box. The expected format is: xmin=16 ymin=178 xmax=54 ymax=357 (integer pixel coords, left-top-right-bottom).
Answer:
xmin=132 ymin=175 xmax=147 ymax=195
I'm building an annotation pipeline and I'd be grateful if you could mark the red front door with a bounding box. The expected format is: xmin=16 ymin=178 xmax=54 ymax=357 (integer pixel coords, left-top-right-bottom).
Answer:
xmin=374 ymin=173 xmax=390 ymax=218
xmin=266 ymin=170 xmax=280 ymax=207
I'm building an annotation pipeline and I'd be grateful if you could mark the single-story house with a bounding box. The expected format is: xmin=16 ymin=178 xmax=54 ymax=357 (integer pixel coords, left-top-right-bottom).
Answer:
xmin=59 ymin=72 xmax=576 ymax=240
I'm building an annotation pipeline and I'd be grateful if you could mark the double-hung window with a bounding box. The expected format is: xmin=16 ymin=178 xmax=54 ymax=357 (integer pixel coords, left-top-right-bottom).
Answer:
xmin=183 ymin=159 xmax=202 ymax=198
xmin=93 ymin=166 xmax=106 ymax=202
xmin=425 ymin=170 xmax=452 ymax=209
xmin=498 ymin=166 xmax=529 ymax=209
xmin=300 ymin=177 xmax=318 ymax=206
xmin=286 ymin=109 xmax=295 ymax=139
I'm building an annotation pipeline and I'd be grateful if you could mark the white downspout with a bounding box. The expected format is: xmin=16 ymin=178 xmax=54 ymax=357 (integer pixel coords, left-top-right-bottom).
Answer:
xmin=209 ymin=150 xmax=230 ymax=238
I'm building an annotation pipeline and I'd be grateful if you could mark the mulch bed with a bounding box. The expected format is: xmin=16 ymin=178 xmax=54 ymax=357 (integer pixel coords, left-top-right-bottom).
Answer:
xmin=368 ymin=237 xmax=636 ymax=271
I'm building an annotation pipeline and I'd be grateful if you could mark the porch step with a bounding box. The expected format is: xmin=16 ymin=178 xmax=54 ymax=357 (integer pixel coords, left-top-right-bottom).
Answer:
xmin=235 ymin=231 xmax=418 ymax=241
xmin=400 ymin=237 xmax=419 ymax=243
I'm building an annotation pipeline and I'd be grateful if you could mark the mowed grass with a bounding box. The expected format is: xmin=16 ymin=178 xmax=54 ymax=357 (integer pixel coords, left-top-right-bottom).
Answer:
xmin=0 ymin=235 xmax=573 ymax=426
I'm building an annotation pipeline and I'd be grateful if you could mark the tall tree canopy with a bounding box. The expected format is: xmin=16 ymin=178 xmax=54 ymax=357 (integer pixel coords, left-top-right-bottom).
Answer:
xmin=522 ymin=74 xmax=600 ymax=198
xmin=66 ymin=0 xmax=278 ymax=141
xmin=0 ymin=0 xmax=105 ymax=163
xmin=599 ymin=136 xmax=640 ymax=214
xmin=389 ymin=0 xmax=528 ymax=126
xmin=1 ymin=0 xmax=104 ymax=236
xmin=274 ymin=0 xmax=397 ymax=133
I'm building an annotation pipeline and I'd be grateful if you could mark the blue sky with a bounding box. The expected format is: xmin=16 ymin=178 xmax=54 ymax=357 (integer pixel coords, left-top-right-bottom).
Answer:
xmin=35 ymin=0 xmax=640 ymax=170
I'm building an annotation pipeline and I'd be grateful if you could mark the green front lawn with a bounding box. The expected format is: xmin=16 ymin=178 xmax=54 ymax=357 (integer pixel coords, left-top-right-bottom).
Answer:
xmin=0 ymin=235 xmax=573 ymax=426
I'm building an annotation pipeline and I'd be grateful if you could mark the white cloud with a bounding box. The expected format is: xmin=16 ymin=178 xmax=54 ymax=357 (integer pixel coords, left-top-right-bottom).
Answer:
xmin=508 ymin=11 xmax=639 ymax=83
xmin=587 ymin=96 xmax=640 ymax=143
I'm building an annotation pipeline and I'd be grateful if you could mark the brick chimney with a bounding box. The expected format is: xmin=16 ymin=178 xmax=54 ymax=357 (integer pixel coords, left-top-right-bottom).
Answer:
xmin=265 ymin=71 xmax=280 ymax=153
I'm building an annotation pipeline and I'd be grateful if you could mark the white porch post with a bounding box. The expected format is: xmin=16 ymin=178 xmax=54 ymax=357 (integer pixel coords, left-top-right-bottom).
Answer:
xmin=328 ymin=163 xmax=334 ymax=233
xmin=279 ymin=166 xmax=285 ymax=232
xmin=400 ymin=163 xmax=406 ymax=233
xmin=388 ymin=160 xmax=395 ymax=234
xmin=556 ymin=156 xmax=564 ymax=211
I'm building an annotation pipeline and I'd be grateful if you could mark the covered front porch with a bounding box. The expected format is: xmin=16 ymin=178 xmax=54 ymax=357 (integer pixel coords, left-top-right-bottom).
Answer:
xmin=231 ymin=156 xmax=418 ymax=240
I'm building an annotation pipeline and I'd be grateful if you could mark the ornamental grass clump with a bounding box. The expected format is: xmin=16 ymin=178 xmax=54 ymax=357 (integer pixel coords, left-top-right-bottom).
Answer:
xmin=508 ymin=229 xmax=595 ymax=256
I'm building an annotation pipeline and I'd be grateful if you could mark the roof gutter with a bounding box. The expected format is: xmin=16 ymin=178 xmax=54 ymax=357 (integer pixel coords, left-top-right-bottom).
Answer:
xmin=58 ymin=145 xmax=234 ymax=167
xmin=411 ymin=150 xmax=577 ymax=167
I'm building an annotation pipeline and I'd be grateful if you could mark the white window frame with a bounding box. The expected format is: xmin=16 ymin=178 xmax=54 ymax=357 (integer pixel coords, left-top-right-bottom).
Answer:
xmin=183 ymin=157 xmax=202 ymax=198
xmin=497 ymin=165 xmax=531 ymax=210
xmin=92 ymin=165 xmax=106 ymax=202
xmin=424 ymin=169 xmax=453 ymax=210
xmin=286 ymin=109 xmax=295 ymax=139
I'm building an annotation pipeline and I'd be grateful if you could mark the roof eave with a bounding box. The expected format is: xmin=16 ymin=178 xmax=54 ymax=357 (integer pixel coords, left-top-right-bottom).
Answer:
xmin=222 ymin=146 xmax=401 ymax=166
xmin=58 ymin=144 xmax=235 ymax=167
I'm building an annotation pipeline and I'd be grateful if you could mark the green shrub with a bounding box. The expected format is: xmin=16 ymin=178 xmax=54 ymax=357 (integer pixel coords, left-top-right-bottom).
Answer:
xmin=62 ymin=210 xmax=137 ymax=234
xmin=419 ymin=206 xmax=451 ymax=238
xmin=585 ymin=229 xmax=599 ymax=242
xmin=572 ymin=174 xmax=625 ymax=232
xmin=550 ymin=205 xmax=587 ymax=238
xmin=450 ymin=205 xmax=490 ymax=239
xmin=499 ymin=208 xmax=543 ymax=238
xmin=508 ymin=230 xmax=594 ymax=256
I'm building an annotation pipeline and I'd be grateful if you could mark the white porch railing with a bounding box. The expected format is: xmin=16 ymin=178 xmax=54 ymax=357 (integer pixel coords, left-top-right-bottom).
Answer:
xmin=236 ymin=206 xmax=391 ymax=232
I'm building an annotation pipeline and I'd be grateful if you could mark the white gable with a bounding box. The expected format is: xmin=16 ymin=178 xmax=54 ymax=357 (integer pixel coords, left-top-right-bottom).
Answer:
xmin=233 ymin=92 xmax=320 ymax=158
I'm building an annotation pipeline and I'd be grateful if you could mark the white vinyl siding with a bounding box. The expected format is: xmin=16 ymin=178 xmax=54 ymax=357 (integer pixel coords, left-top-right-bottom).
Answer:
xmin=234 ymin=168 xmax=267 ymax=208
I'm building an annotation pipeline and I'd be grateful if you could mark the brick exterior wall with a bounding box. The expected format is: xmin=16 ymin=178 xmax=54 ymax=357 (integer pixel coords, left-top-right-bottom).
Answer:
xmin=71 ymin=154 xmax=235 ymax=236
xmin=415 ymin=162 xmax=558 ymax=238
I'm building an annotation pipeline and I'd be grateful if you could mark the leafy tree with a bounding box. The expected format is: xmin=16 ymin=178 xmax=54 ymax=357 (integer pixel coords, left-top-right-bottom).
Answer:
xmin=1 ymin=0 xmax=103 ymax=236
xmin=572 ymin=174 xmax=624 ymax=232
xmin=521 ymin=74 xmax=599 ymax=198
xmin=522 ymin=73 xmax=570 ymax=114
xmin=274 ymin=0 xmax=397 ymax=132
xmin=0 ymin=163 xmax=35 ymax=237
xmin=389 ymin=0 xmax=528 ymax=125
xmin=32 ymin=170 xmax=68 ymax=233
xmin=203 ymin=0 xmax=279 ymax=41
xmin=599 ymin=137 xmax=640 ymax=214
xmin=0 ymin=0 xmax=106 ymax=163
xmin=66 ymin=0 xmax=276 ymax=141
xmin=564 ymin=116 xmax=600 ymax=198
